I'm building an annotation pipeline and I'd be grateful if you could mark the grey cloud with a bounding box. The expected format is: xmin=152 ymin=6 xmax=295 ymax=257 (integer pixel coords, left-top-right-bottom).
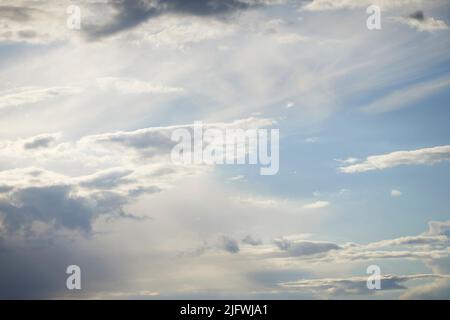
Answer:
xmin=0 ymin=6 xmax=35 ymax=22
xmin=86 ymin=0 xmax=267 ymax=39
xmin=0 ymin=185 xmax=13 ymax=193
xmin=128 ymin=185 xmax=162 ymax=197
xmin=23 ymin=133 xmax=59 ymax=150
xmin=221 ymin=236 xmax=240 ymax=253
xmin=0 ymin=186 xmax=94 ymax=234
xmin=0 ymin=184 xmax=134 ymax=237
xmin=281 ymin=274 xmax=448 ymax=296
xmin=242 ymin=234 xmax=262 ymax=246
xmin=78 ymin=168 xmax=135 ymax=189
xmin=409 ymin=10 xmax=425 ymax=21
xmin=86 ymin=127 xmax=176 ymax=158
xmin=274 ymin=238 xmax=341 ymax=256
xmin=401 ymin=278 xmax=450 ymax=299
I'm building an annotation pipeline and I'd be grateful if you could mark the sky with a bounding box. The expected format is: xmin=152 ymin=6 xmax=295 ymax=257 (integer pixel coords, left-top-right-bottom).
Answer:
xmin=0 ymin=0 xmax=450 ymax=299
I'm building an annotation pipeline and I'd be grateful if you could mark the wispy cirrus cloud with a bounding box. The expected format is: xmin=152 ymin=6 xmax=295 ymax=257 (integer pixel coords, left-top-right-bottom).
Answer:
xmin=0 ymin=86 xmax=82 ymax=110
xmin=361 ymin=75 xmax=450 ymax=114
xmin=339 ymin=145 xmax=450 ymax=173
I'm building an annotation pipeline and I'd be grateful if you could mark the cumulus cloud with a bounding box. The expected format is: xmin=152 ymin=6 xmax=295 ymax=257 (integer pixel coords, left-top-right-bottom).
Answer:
xmin=0 ymin=117 xmax=273 ymax=239
xmin=339 ymin=145 xmax=450 ymax=173
xmin=391 ymin=189 xmax=402 ymax=197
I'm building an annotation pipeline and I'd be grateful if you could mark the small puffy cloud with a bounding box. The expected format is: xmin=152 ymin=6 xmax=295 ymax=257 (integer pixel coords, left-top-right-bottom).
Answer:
xmin=391 ymin=189 xmax=402 ymax=197
xmin=339 ymin=145 xmax=450 ymax=173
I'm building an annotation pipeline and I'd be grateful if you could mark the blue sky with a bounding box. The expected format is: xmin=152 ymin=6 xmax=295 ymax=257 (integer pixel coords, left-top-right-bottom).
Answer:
xmin=0 ymin=0 xmax=450 ymax=299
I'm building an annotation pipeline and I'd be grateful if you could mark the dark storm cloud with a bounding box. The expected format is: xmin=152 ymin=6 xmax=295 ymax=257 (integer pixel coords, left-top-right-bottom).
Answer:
xmin=86 ymin=0 xmax=267 ymax=39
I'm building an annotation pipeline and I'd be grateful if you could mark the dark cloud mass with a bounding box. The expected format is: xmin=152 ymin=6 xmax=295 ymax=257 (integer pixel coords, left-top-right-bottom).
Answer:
xmin=0 ymin=186 xmax=94 ymax=234
xmin=86 ymin=0 xmax=265 ymax=38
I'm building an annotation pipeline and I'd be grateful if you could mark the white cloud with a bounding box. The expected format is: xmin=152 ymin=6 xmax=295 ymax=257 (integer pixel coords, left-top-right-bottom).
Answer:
xmin=0 ymin=86 xmax=82 ymax=109
xmin=303 ymin=200 xmax=329 ymax=209
xmin=340 ymin=145 xmax=450 ymax=173
xmin=393 ymin=12 xmax=449 ymax=32
xmin=391 ymin=189 xmax=402 ymax=197
xmin=96 ymin=77 xmax=185 ymax=94
xmin=361 ymin=76 xmax=450 ymax=113
xmin=281 ymin=274 xmax=449 ymax=297
xmin=301 ymin=0 xmax=423 ymax=11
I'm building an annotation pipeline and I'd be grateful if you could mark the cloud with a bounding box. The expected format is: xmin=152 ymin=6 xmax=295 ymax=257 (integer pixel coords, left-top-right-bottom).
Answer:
xmin=23 ymin=133 xmax=60 ymax=150
xmin=301 ymin=0 xmax=422 ymax=11
xmin=85 ymin=0 xmax=271 ymax=39
xmin=393 ymin=11 xmax=449 ymax=32
xmin=401 ymin=278 xmax=450 ymax=299
xmin=0 ymin=87 xmax=82 ymax=110
xmin=242 ymin=235 xmax=262 ymax=246
xmin=302 ymin=200 xmax=329 ymax=209
xmin=427 ymin=221 xmax=450 ymax=237
xmin=96 ymin=77 xmax=185 ymax=94
xmin=0 ymin=185 xmax=96 ymax=235
xmin=367 ymin=235 xmax=448 ymax=248
xmin=280 ymin=274 xmax=449 ymax=296
xmin=361 ymin=76 xmax=450 ymax=113
xmin=220 ymin=236 xmax=240 ymax=253
xmin=227 ymin=175 xmax=245 ymax=182
xmin=391 ymin=189 xmax=402 ymax=197
xmin=339 ymin=145 xmax=450 ymax=173
xmin=274 ymin=238 xmax=341 ymax=257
